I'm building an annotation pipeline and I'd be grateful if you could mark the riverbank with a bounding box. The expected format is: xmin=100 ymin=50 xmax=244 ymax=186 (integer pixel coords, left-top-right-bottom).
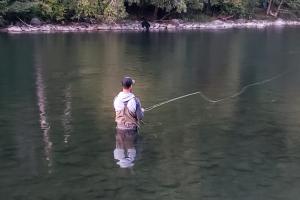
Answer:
xmin=2 ymin=19 xmax=300 ymax=33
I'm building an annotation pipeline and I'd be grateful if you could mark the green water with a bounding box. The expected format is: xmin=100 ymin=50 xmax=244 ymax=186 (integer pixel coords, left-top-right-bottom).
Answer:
xmin=1 ymin=28 xmax=300 ymax=200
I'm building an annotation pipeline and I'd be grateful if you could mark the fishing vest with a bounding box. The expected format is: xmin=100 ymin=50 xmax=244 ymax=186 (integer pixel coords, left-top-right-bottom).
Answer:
xmin=115 ymin=98 xmax=139 ymax=130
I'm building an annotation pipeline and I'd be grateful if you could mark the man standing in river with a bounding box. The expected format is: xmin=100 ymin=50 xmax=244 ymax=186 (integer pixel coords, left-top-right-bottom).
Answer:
xmin=113 ymin=77 xmax=144 ymax=168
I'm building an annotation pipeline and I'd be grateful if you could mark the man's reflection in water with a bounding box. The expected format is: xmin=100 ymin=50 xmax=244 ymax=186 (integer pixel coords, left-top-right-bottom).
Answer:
xmin=114 ymin=129 xmax=138 ymax=168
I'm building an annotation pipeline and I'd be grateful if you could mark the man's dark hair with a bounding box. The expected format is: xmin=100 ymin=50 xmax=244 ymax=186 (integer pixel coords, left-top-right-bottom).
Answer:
xmin=122 ymin=77 xmax=134 ymax=89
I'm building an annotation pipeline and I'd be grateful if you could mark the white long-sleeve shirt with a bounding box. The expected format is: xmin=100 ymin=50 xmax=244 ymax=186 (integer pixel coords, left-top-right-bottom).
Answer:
xmin=113 ymin=92 xmax=144 ymax=120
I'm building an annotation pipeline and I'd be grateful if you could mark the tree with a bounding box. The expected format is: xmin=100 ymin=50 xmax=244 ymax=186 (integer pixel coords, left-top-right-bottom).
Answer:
xmin=102 ymin=0 xmax=127 ymax=22
xmin=69 ymin=0 xmax=99 ymax=20
xmin=145 ymin=0 xmax=187 ymax=19
xmin=0 ymin=0 xmax=8 ymax=14
xmin=266 ymin=0 xmax=285 ymax=17
xmin=4 ymin=0 xmax=40 ymax=20
xmin=39 ymin=0 xmax=65 ymax=21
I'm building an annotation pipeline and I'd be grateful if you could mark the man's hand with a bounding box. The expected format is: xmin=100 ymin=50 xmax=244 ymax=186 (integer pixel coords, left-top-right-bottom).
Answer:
xmin=141 ymin=108 xmax=145 ymax=112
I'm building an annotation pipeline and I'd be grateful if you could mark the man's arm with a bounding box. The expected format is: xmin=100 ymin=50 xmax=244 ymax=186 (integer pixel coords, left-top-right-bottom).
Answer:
xmin=135 ymin=97 xmax=144 ymax=121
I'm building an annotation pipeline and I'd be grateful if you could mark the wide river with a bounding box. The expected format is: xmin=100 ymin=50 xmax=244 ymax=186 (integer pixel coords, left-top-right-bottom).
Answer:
xmin=1 ymin=28 xmax=300 ymax=200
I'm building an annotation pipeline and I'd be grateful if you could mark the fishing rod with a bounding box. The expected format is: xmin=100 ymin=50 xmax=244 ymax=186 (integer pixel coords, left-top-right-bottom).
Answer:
xmin=144 ymin=69 xmax=290 ymax=112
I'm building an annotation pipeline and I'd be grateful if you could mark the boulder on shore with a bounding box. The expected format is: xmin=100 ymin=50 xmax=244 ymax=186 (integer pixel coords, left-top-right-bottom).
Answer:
xmin=170 ymin=19 xmax=180 ymax=26
xmin=167 ymin=24 xmax=176 ymax=29
xmin=30 ymin=17 xmax=42 ymax=26
xmin=7 ymin=26 xmax=23 ymax=32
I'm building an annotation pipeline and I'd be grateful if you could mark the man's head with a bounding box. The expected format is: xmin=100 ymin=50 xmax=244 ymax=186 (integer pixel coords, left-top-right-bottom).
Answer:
xmin=121 ymin=77 xmax=135 ymax=90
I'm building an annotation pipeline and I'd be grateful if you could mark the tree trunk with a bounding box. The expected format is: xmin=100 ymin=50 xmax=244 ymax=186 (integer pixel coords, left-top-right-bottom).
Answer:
xmin=203 ymin=0 xmax=212 ymax=16
xmin=274 ymin=0 xmax=284 ymax=17
xmin=266 ymin=0 xmax=273 ymax=15
xmin=140 ymin=0 xmax=145 ymax=18
xmin=153 ymin=6 xmax=158 ymax=20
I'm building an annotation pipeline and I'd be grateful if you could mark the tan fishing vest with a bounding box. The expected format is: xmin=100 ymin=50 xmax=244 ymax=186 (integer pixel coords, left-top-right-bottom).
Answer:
xmin=115 ymin=100 xmax=139 ymax=130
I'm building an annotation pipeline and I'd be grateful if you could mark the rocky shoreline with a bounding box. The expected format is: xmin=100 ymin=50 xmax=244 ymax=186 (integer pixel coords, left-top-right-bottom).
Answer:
xmin=2 ymin=19 xmax=300 ymax=33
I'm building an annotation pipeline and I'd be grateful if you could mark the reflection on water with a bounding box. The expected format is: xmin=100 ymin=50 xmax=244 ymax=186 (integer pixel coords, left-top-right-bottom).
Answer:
xmin=113 ymin=129 xmax=139 ymax=168
xmin=62 ymin=85 xmax=72 ymax=143
xmin=34 ymin=52 xmax=52 ymax=172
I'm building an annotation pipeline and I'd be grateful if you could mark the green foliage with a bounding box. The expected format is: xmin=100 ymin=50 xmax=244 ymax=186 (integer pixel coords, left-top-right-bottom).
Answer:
xmin=6 ymin=1 xmax=39 ymax=14
xmin=286 ymin=0 xmax=300 ymax=9
xmin=0 ymin=0 xmax=8 ymax=14
xmin=5 ymin=1 xmax=40 ymax=19
xmin=0 ymin=0 xmax=299 ymax=24
xmin=103 ymin=0 xmax=127 ymax=22
xmin=70 ymin=0 xmax=99 ymax=20
xmin=223 ymin=1 xmax=247 ymax=17
xmin=187 ymin=0 xmax=204 ymax=10
xmin=39 ymin=0 xmax=65 ymax=21
xmin=148 ymin=0 xmax=187 ymax=12
xmin=210 ymin=0 xmax=256 ymax=17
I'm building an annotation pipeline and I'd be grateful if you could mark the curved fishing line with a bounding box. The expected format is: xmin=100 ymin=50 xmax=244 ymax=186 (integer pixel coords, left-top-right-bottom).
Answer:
xmin=144 ymin=70 xmax=289 ymax=112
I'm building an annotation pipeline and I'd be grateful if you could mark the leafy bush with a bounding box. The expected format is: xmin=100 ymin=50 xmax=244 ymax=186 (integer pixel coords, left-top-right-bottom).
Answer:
xmin=286 ymin=0 xmax=300 ymax=9
xmin=103 ymin=0 xmax=127 ymax=22
xmin=211 ymin=0 xmax=256 ymax=17
xmin=39 ymin=0 xmax=65 ymax=21
xmin=69 ymin=0 xmax=99 ymax=20
xmin=0 ymin=0 xmax=8 ymax=14
xmin=5 ymin=1 xmax=40 ymax=20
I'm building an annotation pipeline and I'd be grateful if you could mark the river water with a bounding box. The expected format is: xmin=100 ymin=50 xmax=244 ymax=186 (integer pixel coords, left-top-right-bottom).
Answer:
xmin=1 ymin=28 xmax=300 ymax=200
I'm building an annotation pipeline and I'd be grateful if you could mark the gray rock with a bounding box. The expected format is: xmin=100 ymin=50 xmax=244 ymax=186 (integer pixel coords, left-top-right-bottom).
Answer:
xmin=152 ymin=23 xmax=160 ymax=29
xmin=41 ymin=25 xmax=51 ymax=32
xmin=30 ymin=17 xmax=42 ymax=26
xmin=274 ymin=18 xmax=285 ymax=25
xmin=170 ymin=19 xmax=180 ymax=26
xmin=236 ymin=19 xmax=246 ymax=24
xmin=112 ymin=24 xmax=122 ymax=30
xmin=211 ymin=20 xmax=223 ymax=25
xmin=7 ymin=26 xmax=23 ymax=32
xmin=96 ymin=24 xmax=110 ymax=30
xmin=185 ymin=24 xmax=193 ymax=29
xmin=167 ymin=24 xmax=176 ymax=29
